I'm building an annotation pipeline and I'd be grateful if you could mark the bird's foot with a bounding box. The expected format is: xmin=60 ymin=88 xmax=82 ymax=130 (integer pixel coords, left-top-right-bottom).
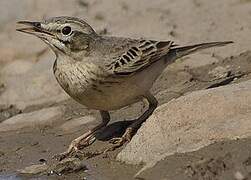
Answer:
xmin=105 ymin=127 xmax=133 ymax=153
xmin=53 ymin=148 xmax=84 ymax=161
xmin=53 ymin=134 xmax=96 ymax=161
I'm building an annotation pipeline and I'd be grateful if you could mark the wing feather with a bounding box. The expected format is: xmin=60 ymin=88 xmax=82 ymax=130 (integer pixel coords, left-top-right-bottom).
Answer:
xmin=107 ymin=40 xmax=174 ymax=76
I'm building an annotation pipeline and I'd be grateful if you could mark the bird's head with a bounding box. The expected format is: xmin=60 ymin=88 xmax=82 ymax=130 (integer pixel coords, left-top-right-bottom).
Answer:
xmin=17 ymin=16 xmax=97 ymax=58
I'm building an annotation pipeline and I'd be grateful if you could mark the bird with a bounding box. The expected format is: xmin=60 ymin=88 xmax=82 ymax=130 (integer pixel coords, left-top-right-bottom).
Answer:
xmin=17 ymin=16 xmax=233 ymax=160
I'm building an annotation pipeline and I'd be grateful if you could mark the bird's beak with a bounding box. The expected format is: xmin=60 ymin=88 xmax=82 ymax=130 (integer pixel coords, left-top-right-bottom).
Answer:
xmin=16 ymin=21 xmax=54 ymax=37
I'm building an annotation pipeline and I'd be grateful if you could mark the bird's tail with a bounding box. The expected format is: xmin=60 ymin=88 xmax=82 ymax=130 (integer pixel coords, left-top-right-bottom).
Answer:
xmin=167 ymin=41 xmax=233 ymax=62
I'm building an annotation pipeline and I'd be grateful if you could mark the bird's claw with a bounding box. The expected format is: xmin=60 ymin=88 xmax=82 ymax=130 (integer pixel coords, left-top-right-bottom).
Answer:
xmin=109 ymin=137 xmax=123 ymax=144
xmin=109 ymin=127 xmax=133 ymax=144
xmin=53 ymin=137 xmax=92 ymax=161
xmin=53 ymin=151 xmax=71 ymax=161
xmin=104 ymin=128 xmax=133 ymax=153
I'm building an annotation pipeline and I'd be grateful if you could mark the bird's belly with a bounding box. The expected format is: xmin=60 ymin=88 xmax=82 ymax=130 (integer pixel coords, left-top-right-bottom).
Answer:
xmin=55 ymin=70 xmax=144 ymax=110
xmin=71 ymin=80 xmax=143 ymax=111
xmin=54 ymin=60 xmax=167 ymax=111
xmin=71 ymin=60 xmax=166 ymax=110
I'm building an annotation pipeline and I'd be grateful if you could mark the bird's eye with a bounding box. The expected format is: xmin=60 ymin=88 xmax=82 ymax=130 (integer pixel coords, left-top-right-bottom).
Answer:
xmin=61 ymin=26 xmax=72 ymax=35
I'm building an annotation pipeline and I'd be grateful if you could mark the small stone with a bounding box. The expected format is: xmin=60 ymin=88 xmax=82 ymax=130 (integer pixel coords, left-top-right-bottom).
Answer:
xmin=0 ymin=150 xmax=5 ymax=157
xmin=30 ymin=142 xmax=39 ymax=146
xmin=39 ymin=158 xmax=47 ymax=164
xmin=234 ymin=171 xmax=245 ymax=180
xmin=0 ymin=104 xmax=21 ymax=122
xmin=243 ymin=157 xmax=251 ymax=166
xmin=50 ymin=158 xmax=87 ymax=175
xmin=19 ymin=164 xmax=49 ymax=175
xmin=208 ymin=66 xmax=231 ymax=79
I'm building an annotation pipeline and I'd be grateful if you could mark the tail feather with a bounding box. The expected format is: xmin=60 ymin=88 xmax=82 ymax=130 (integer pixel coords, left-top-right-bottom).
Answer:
xmin=169 ymin=41 xmax=233 ymax=60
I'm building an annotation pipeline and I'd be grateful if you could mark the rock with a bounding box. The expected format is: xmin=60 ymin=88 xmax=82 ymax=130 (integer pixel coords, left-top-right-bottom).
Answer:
xmin=185 ymin=153 xmax=232 ymax=179
xmin=0 ymin=106 xmax=64 ymax=132
xmin=0 ymin=104 xmax=21 ymax=122
xmin=173 ymin=53 xmax=219 ymax=70
xmin=0 ymin=150 xmax=4 ymax=157
xmin=235 ymin=171 xmax=246 ymax=180
xmin=18 ymin=158 xmax=87 ymax=176
xmin=208 ymin=66 xmax=231 ymax=79
xmin=19 ymin=164 xmax=49 ymax=175
xmin=0 ymin=52 xmax=68 ymax=110
xmin=0 ymin=82 xmax=4 ymax=95
xmin=50 ymin=158 xmax=87 ymax=175
xmin=1 ymin=59 xmax=34 ymax=76
xmin=60 ymin=115 xmax=96 ymax=133
xmin=117 ymin=80 xmax=251 ymax=171
xmin=138 ymin=138 xmax=251 ymax=180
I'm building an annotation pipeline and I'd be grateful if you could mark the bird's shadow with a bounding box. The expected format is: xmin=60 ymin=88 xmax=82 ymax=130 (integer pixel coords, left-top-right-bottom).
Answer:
xmin=94 ymin=120 xmax=135 ymax=141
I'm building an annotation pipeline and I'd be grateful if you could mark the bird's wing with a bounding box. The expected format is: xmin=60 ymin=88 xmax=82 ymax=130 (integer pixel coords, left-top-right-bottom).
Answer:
xmin=106 ymin=39 xmax=174 ymax=76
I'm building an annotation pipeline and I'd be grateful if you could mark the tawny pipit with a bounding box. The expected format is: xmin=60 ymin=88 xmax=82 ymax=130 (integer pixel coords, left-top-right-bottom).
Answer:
xmin=17 ymin=16 xmax=233 ymax=159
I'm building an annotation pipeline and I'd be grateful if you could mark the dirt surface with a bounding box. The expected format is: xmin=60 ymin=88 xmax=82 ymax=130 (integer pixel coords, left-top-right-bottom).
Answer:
xmin=0 ymin=128 xmax=141 ymax=180
xmin=0 ymin=0 xmax=251 ymax=180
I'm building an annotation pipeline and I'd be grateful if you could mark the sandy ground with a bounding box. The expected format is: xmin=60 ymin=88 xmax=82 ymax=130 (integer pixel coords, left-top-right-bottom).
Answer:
xmin=0 ymin=0 xmax=251 ymax=180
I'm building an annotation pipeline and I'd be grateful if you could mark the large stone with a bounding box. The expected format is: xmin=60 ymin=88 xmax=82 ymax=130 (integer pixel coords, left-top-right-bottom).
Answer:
xmin=117 ymin=80 xmax=251 ymax=170
xmin=0 ymin=52 xmax=68 ymax=110
xmin=0 ymin=106 xmax=64 ymax=132
xmin=60 ymin=115 xmax=97 ymax=133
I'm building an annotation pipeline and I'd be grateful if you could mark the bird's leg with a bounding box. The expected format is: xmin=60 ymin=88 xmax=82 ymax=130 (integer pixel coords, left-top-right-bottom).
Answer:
xmin=54 ymin=110 xmax=110 ymax=160
xmin=106 ymin=92 xmax=158 ymax=152
xmin=68 ymin=111 xmax=110 ymax=150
